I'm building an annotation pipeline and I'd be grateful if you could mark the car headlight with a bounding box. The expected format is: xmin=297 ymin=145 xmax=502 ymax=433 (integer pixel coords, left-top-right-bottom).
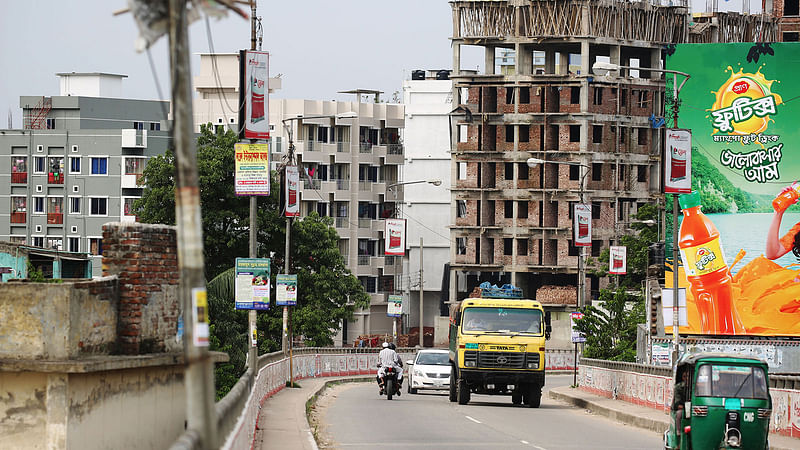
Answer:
xmin=414 ymin=369 xmax=424 ymax=377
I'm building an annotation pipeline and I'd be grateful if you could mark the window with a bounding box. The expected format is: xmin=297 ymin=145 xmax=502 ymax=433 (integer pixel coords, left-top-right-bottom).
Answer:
xmin=504 ymin=238 xmax=513 ymax=256
xmin=12 ymin=197 xmax=26 ymax=213
xmin=133 ymin=121 xmax=144 ymax=130
xmin=46 ymin=118 xmax=55 ymax=129
xmin=458 ymin=124 xmax=468 ymax=143
xmin=592 ymin=163 xmax=602 ymax=181
xmin=34 ymin=156 xmax=45 ymax=173
xmin=69 ymin=197 xmax=81 ymax=214
xmin=456 ymin=237 xmax=467 ymax=255
xmin=568 ymin=240 xmax=579 ymax=256
xmin=505 ymin=163 xmax=514 ymax=180
xmin=519 ymin=87 xmax=530 ymax=104
xmin=123 ymin=198 xmax=138 ymax=216
xmin=592 ymin=240 xmax=602 ymax=257
xmin=517 ymin=238 xmax=528 ymax=256
xmin=638 ymin=128 xmax=648 ymax=146
xmin=89 ymin=238 xmax=103 ymax=256
xmin=619 ymin=165 xmax=626 ymax=181
xmin=785 ymin=0 xmax=799 ymax=16
xmin=506 ymin=87 xmax=515 ymax=104
xmin=90 ymin=197 xmax=108 ymax=215
xmin=570 ymin=86 xmax=580 ymax=104
xmin=12 ymin=156 xmax=27 ymax=173
xmin=592 ymin=202 xmax=601 ymax=220
xmin=69 ymin=156 xmax=81 ymax=174
xmin=784 ymin=32 xmax=799 ymax=42
xmin=593 ymin=87 xmax=603 ymax=105
xmin=621 ymin=88 xmax=627 ymax=107
xmin=504 ymin=200 xmax=513 ymax=219
xmin=46 ymin=237 xmax=63 ymax=251
xmin=33 ymin=197 xmax=45 ymax=214
xmin=91 ymin=157 xmax=108 ymax=175
xmin=32 ymin=236 xmax=44 ymax=247
xmin=458 ymin=162 xmax=467 ymax=180
xmin=456 ymin=200 xmax=467 ymax=218
xmin=569 ymin=165 xmax=580 ymax=181
xmin=569 ymin=125 xmax=580 ymax=142
xmin=316 ymin=202 xmax=328 ymax=217
xmin=637 ymin=90 xmax=648 ymax=108
xmin=505 ymin=125 xmax=514 ymax=143
xmin=638 ymin=165 xmax=647 ymax=182
xmin=592 ymin=125 xmax=602 ymax=144
xmin=359 ymin=276 xmax=377 ymax=293
xmin=519 ymin=125 xmax=529 ymax=143
xmin=68 ymin=237 xmax=80 ymax=252
xmin=518 ymin=163 xmax=528 ymax=180
xmin=150 ymin=122 xmax=161 ymax=131
xmin=518 ymin=201 xmax=528 ymax=218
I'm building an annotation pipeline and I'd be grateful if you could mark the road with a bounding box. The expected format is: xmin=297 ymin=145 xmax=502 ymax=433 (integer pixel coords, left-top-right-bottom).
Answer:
xmin=316 ymin=374 xmax=663 ymax=449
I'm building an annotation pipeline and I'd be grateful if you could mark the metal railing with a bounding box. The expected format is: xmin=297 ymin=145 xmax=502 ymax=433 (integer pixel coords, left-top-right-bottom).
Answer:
xmin=357 ymin=255 xmax=371 ymax=265
xmin=336 ymin=179 xmax=349 ymax=190
xmin=387 ymin=143 xmax=403 ymax=155
xmin=335 ymin=217 xmax=349 ymax=228
xmin=359 ymin=143 xmax=372 ymax=153
xmin=336 ymin=142 xmax=349 ymax=153
xmin=358 ymin=218 xmax=371 ymax=228
xmin=303 ymin=179 xmax=321 ymax=190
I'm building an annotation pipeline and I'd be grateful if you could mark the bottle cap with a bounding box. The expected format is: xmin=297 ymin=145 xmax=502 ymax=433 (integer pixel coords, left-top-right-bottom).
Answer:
xmin=679 ymin=191 xmax=701 ymax=210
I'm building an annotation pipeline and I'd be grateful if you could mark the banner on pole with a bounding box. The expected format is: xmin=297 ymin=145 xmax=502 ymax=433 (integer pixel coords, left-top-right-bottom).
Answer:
xmin=609 ymin=246 xmax=627 ymax=275
xmin=573 ymin=204 xmax=591 ymax=247
xmin=384 ymin=218 xmax=406 ymax=256
xmin=285 ymin=165 xmax=300 ymax=217
xmin=276 ymin=274 xmax=298 ymax=306
xmin=235 ymin=257 xmax=271 ymax=310
xmin=387 ymin=295 xmax=403 ymax=317
xmin=664 ymin=129 xmax=692 ymax=194
xmin=239 ymin=50 xmax=270 ymax=140
xmin=235 ymin=142 xmax=271 ymax=196
xmin=570 ymin=312 xmax=586 ymax=343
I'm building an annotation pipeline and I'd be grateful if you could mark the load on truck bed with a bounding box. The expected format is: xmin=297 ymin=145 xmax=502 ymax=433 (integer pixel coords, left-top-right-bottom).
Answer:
xmin=448 ymin=283 xmax=551 ymax=407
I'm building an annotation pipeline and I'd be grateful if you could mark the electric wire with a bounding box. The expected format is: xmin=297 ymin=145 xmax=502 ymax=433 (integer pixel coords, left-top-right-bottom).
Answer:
xmin=204 ymin=15 xmax=245 ymax=135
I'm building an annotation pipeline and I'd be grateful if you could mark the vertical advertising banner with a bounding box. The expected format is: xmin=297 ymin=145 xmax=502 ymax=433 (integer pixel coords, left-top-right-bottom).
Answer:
xmin=276 ymin=274 xmax=298 ymax=306
xmin=235 ymin=258 xmax=271 ymax=310
xmin=666 ymin=42 xmax=800 ymax=336
xmin=234 ymin=142 xmax=270 ymax=195
xmin=570 ymin=312 xmax=586 ymax=343
xmin=285 ymin=165 xmax=300 ymax=217
xmin=573 ymin=204 xmax=591 ymax=247
xmin=192 ymin=288 xmax=210 ymax=347
xmin=609 ymin=246 xmax=627 ymax=275
xmin=384 ymin=218 xmax=406 ymax=256
xmin=664 ymin=129 xmax=692 ymax=193
xmin=239 ymin=50 xmax=270 ymax=140
xmin=387 ymin=295 xmax=403 ymax=317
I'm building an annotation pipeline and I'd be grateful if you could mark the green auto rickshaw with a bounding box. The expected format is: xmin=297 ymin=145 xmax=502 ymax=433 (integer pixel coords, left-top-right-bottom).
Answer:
xmin=664 ymin=353 xmax=772 ymax=450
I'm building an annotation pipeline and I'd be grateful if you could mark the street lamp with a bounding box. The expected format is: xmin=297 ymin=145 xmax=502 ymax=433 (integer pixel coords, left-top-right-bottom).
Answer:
xmin=527 ymin=157 xmax=590 ymax=308
xmin=386 ymin=178 xmax=443 ymax=347
xmin=593 ymin=61 xmax=691 ymax=366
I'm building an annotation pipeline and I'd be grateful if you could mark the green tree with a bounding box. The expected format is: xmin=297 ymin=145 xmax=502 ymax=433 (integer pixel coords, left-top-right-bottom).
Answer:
xmin=573 ymin=288 xmax=644 ymax=361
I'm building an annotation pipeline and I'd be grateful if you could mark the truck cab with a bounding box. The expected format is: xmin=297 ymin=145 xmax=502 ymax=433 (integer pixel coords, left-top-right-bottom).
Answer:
xmin=448 ymin=284 xmax=550 ymax=407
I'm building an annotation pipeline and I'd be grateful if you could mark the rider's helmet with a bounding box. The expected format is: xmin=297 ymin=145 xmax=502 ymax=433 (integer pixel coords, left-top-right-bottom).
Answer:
xmin=382 ymin=342 xmax=389 ymax=348
xmin=388 ymin=343 xmax=396 ymax=350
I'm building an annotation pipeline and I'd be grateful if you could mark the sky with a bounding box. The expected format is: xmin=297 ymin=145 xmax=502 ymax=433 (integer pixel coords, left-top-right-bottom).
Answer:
xmin=0 ymin=0 xmax=756 ymax=129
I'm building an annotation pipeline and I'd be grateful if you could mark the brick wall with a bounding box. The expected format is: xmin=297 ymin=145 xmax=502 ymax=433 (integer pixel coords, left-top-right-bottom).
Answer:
xmin=103 ymin=222 xmax=180 ymax=355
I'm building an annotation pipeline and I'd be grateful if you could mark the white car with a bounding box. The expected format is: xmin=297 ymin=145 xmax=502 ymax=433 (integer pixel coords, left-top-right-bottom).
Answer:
xmin=407 ymin=349 xmax=450 ymax=394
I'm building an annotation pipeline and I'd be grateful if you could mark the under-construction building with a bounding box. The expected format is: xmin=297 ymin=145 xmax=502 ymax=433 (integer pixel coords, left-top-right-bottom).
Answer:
xmin=446 ymin=0 xmax=776 ymax=308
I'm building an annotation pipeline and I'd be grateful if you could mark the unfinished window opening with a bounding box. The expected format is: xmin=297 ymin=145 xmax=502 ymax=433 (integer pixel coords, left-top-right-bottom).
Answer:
xmin=591 ymin=240 xmax=602 ymax=257
xmin=457 ymin=200 xmax=467 ymax=218
xmin=638 ymin=128 xmax=647 ymax=146
xmin=506 ymin=87 xmax=515 ymax=104
xmin=505 ymin=125 xmax=514 ymax=143
xmin=504 ymin=200 xmax=513 ymax=219
xmin=592 ymin=202 xmax=601 ymax=219
xmin=570 ymin=86 xmax=580 ymax=104
xmin=785 ymin=0 xmax=799 ymax=15
xmin=504 ymin=238 xmax=513 ymax=256
xmin=520 ymin=87 xmax=530 ymax=104
xmin=621 ymin=88 xmax=627 ymax=107
xmin=505 ymin=163 xmax=514 ymax=180
xmin=517 ymin=239 xmax=528 ymax=256
xmin=458 ymin=162 xmax=467 ymax=180
xmin=784 ymin=32 xmax=799 ymax=42
xmin=592 ymin=163 xmax=602 ymax=181
xmin=518 ymin=201 xmax=528 ymax=218
xmin=618 ymin=165 xmax=626 ymax=181
xmin=519 ymin=125 xmax=530 ymax=143
xmin=593 ymin=87 xmax=603 ymax=105
xmin=518 ymin=163 xmax=529 ymax=180
xmin=457 ymin=237 xmax=467 ymax=255
xmin=569 ymin=125 xmax=580 ymax=142
xmin=637 ymin=165 xmax=647 ymax=182
xmin=637 ymin=90 xmax=648 ymax=108
xmin=569 ymin=165 xmax=580 ymax=181
xmin=568 ymin=240 xmax=579 ymax=256
xmin=592 ymin=125 xmax=602 ymax=144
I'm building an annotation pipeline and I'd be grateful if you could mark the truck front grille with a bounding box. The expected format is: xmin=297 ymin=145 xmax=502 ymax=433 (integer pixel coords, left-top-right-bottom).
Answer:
xmin=478 ymin=351 xmax=526 ymax=369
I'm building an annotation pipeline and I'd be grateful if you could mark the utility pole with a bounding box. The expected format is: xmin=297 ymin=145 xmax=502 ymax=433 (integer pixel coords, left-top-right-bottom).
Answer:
xmin=169 ymin=0 xmax=217 ymax=447
xmin=419 ymin=237 xmax=424 ymax=347
xmin=247 ymin=0 xmax=259 ymax=377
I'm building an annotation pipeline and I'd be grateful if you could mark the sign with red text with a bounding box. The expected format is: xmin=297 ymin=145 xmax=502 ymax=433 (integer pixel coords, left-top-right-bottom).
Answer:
xmin=234 ymin=143 xmax=270 ymax=195
xmin=239 ymin=50 xmax=270 ymax=140
xmin=384 ymin=219 xmax=406 ymax=256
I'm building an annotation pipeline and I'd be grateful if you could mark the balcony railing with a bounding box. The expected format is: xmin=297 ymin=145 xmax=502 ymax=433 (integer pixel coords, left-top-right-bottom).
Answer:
xmin=11 ymin=172 xmax=27 ymax=184
xmin=385 ymin=256 xmax=396 ymax=266
xmin=10 ymin=212 xmax=26 ymax=223
xmin=359 ymin=143 xmax=372 ymax=153
xmin=48 ymin=173 xmax=64 ymax=184
xmin=387 ymin=143 xmax=403 ymax=155
xmin=47 ymin=213 xmax=63 ymax=224
xmin=303 ymin=179 xmax=321 ymax=190
xmin=358 ymin=181 xmax=372 ymax=191
xmin=336 ymin=179 xmax=349 ymax=190
xmin=335 ymin=217 xmax=349 ymax=228
xmin=302 ymin=140 xmax=318 ymax=152
xmin=357 ymin=255 xmax=371 ymax=266
xmin=358 ymin=218 xmax=371 ymax=228
xmin=336 ymin=142 xmax=349 ymax=153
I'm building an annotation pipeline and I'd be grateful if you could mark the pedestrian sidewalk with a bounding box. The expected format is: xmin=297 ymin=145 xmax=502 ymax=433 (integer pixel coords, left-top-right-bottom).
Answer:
xmin=254 ymin=376 xmax=370 ymax=450
xmin=549 ymin=385 xmax=798 ymax=450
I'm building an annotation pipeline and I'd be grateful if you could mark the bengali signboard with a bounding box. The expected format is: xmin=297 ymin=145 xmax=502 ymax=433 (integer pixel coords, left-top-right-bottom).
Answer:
xmin=235 ymin=142 xmax=270 ymax=195
xmin=239 ymin=50 xmax=270 ymax=140
xmin=285 ymin=165 xmax=300 ymax=217
xmin=570 ymin=312 xmax=586 ymax=343
xmin=384 ymin=218 xmax=406 ymax=256
xmin=235 ymin=258 xmax=271 ymax=310
xmin=664 ymin=129 xmax=692 ymax=193
xmin=387 ymin=295 xmax=403 ymax=317
xmin=573 ymin=204 xmax=591 ymax=247
xmin=276 ymin=274 xmax=298 ymax=306
xmin=609 ymin=246 xmax=627 ymax=275
xmin=665 ymin=43 xmax=800 ymax=336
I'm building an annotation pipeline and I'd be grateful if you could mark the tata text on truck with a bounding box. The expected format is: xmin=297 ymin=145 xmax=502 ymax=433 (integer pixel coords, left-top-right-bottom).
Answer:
xmin=449 ymin=283 xmax=551 ymax=407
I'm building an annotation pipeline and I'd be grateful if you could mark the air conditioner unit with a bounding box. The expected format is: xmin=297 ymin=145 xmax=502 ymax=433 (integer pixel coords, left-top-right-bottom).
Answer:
xmin=37 ymin=145 xmax=43 ymax=152
xmin=71 ymin=145 xmax=78 ymax=153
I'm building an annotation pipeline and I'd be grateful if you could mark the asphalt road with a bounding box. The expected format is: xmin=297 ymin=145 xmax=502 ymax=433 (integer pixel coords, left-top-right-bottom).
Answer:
xmin=318 ymin=374 xmax=663 ymax=449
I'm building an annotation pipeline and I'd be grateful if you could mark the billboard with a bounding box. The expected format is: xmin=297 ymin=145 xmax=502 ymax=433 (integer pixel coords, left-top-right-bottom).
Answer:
xmin=609 ymin=246 xmax=627 ymax=275
xmin=664 ymin=129 xmax=692 ymax=193
xmin=285 ymin=165 xmax=300 ymax=217
xmin=387 ymin=295 xmax=403 ymax=317
xmin=385 ymin=218 xmax=406 ymax=256
xmin=234 ymin=142 xmax=270 ymax=196
xmin=665 ymin=42 xmax=800 ymax=336
xmin=235 ymin=258 xmax=271 ymax=310
xmin=276 ymin=274 xmax=297 ymax=306
xmin=239 ymin=50 xmax=270 ymax=140
xmin=573 ymin=204 xmax=591 ymax=247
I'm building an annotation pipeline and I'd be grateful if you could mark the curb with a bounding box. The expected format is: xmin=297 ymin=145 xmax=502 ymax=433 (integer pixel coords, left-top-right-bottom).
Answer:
xmin=305 ymin=376 xmax=373 ymax=449
xmin=548 ymin=388 xmax=669 ymax=435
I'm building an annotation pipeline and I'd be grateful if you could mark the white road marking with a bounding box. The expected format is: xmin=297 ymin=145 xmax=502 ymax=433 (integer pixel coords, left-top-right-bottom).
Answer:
xmin=465 ymin=415 xmax=481 ymax=424
xmin=520 ymin=440 xmax=529 ymax=444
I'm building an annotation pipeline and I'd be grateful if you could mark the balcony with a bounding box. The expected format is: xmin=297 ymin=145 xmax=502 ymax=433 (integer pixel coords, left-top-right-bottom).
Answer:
xmin=357 ymin=255 xmax=371 ymax=266
xmin=336 ymin=142 xmax=349 ymax=153
xmin=10 ymin=212 xmax=26 ymax=223
xmin=358 ymin=218 xmax=371 ymax=228
xmin=47 ymin=213 xmax=63 ymax=225
xmin=358 ymin=181 xmax=372 ymax=192
xmin=11 ymin=172 xmax=27 ymax=184
xmin=359 ymin=143 xmax=372 ymax=154
xmin=303 ymin=179 xmax=321 ymax=190
xmin=48 ymin=172 xmax=64 ymax=184
xmin=387 ymin=143 xmax=403 ymax=155
xmin=122 ymin=173 xmax=145 ymax=189
xmin=336 ymin=179 xmax=349 ymax=190
xmin=384 ymin=255 xmax=397 ymax=266
xmin=335 ymin=217 xmax=349 ymax=229
xmin=121 ymin=129 xmax=147 ymax=148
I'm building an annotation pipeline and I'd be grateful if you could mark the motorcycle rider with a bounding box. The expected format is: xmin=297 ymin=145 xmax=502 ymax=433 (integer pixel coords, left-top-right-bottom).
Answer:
xmin=377 ymin=342 xmax=403 ymax=395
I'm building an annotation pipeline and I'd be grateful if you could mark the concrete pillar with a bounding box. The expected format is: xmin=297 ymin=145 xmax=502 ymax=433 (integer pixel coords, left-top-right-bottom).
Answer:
xmin=580 ymin=40 xmax=590 ymax=76
xmin=650 ymin=47 xmax=661 ymax=81
xmin=46 ymin=374 xmax=68 ymax=449
xmin=453 ymin=43 xmax=461 ymax=76
xmin=485 ymin=45 xmax=496 ymax=75
xmin=546 ymin=49 xmax=556 ymax=74
xmin=559 ymin=52 xmax=569 ymax=76
xmin=579 ymin=118 xmax=589 ymax=153
xmin=610 ymin=45 xmax=621 ymax=68
xmin=517 ymin=43 xmax=532 ymax=75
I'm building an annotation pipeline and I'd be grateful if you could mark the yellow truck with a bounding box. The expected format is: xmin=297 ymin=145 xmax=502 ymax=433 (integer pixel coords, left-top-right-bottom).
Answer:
xmin=448 ymin=286 xmax=551 ymax=407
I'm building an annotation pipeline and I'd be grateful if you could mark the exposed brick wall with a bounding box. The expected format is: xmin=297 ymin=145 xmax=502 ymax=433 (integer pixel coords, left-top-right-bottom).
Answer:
xmin=102 ymin=223 xmax=180 ymax=355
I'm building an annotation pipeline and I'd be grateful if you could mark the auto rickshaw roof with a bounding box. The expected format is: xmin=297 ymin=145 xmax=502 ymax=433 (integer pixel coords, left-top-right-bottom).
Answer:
xmin=677 ymin=352 xmax=767 ymax=367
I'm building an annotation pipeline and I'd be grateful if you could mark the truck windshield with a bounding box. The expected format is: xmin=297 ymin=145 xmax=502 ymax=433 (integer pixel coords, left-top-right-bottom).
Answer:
xmin=461 ymin=307 xmax=542 ymax=334
xmin=694 ymin=364 xmax=768 ymax=399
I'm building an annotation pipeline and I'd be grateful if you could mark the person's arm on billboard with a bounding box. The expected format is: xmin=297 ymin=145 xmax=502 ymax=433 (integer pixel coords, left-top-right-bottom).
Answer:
xmin=766 ymin=185 xmax=800 ymax=260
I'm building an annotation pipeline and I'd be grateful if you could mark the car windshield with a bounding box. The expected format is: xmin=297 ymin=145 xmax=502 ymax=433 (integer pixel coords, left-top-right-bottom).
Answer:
xmin=694 ymin=364 xmax=768 ymax=399
xmin=461 ymin=307 xmax=542 ymax=334
xmin=416 ymin=352 xmax=449 ymax=365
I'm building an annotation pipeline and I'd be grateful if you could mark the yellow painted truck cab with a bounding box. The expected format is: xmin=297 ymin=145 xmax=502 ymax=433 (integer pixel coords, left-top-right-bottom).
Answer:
xmin=448 ymin=285 xmax=551 ymax=407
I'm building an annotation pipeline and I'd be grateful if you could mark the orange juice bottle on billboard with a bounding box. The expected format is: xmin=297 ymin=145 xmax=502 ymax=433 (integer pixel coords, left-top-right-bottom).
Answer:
xmin=678 ymin=191 xmax=745 ymax=335
xmin=772 ymin=181 xmax=800 ymax=212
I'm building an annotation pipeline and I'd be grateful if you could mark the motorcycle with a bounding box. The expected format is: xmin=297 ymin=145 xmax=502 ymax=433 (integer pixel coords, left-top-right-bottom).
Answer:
xmin=380 ymin=366 xmax=401 ymax=400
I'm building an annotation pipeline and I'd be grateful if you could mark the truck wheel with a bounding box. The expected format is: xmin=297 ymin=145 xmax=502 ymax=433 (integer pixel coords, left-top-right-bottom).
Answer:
xmin=448 ymin=366 xmax=457 ymax=402
xmin=512 ymin=393 xmax=522 ymax=405
xmin=524 ymin=384 xmax=542 ymax=408
xmin=457 ymin=377 xmax=470 ymax=405
xmin=386 ymin=379 xmax=394 ymax=400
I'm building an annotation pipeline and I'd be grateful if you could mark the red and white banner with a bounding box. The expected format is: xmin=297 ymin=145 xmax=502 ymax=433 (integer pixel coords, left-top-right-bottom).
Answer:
xmin=664 ymin=128 xmax=692 ymax=193
xmin=239 ymin=50 xmax=270 ymax=140
xmin=285 ymin=165 xmax=299 ymax=217
xmin=573 ymin=204 xmax=591 ymax=247
xmin=609 ymin=246 xmax=627 ymax=275
xmin=384 ymin=218 xmax=406 ymax=256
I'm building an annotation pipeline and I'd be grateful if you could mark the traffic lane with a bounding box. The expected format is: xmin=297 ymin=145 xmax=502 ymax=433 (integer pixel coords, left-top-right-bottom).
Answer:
xmin=322 ymin=375 xmax=663 ymax=449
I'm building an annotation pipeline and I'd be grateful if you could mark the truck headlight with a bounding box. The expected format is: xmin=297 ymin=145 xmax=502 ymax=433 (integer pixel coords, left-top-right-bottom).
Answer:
xmin=527 ymin=361 xmax=539 ymax=369
xmin=465 ymin=361 xmax=476 ymax=367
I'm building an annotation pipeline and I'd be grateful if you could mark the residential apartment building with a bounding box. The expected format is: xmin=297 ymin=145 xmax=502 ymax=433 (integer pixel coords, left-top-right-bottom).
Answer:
xmin=400 ymin=70 xmax=453 ymax=334
xmin=0 ymin=73 xmax=170 ymax=275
